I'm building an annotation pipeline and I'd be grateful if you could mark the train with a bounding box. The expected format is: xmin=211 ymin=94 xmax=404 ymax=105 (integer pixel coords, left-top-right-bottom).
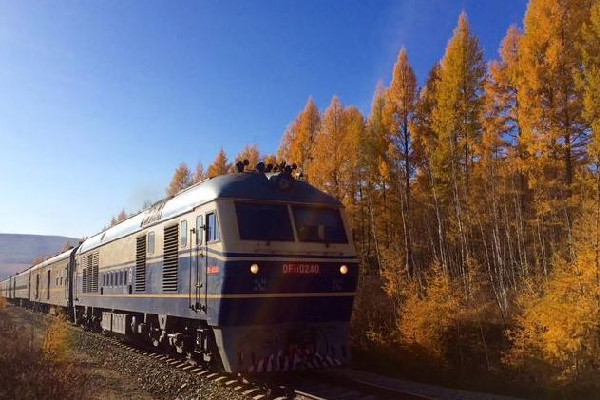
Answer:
xmin=0 ymin=163 xmax=359 ymax=373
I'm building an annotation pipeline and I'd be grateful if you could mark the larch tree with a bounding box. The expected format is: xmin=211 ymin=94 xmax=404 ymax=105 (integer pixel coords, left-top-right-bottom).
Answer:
xmin=342 ymin=105 xmax=366 ymax=218
xmin=234 ymin=144 xmax=261 ymax=170
xmin=580 ymin=0 xmax=600 ymax=308
xmin=117 ymin=209 xmax=127 ymax=222
xmin=485 ymin=25 xmax=522 ymax=162
xmin=411 ymin=64 xmax=447 ymax=269
xmin=166 ymin=162 xmax=192 ymax=196
xmin=294 ymin=97 xmax=321 ymax=174
xmin=192 ymin=162 xmax=206 ymax=184
xmin=581 ymin=0 xmax=600 ymax=162
xmin=277 ymin=121 xmax=297 ymax=162
xmin=308 ymin=96 xmax=356 ymax=203
xmin=431 ymin=11 xmax=485 ymax=276
xmin=477 ymin=26 xmax=525 ymax=314
xmin=368 ymin=83 xmax=393 ymax=257
xmin=277 ymin=97 xmax=320 ymax=176
xmin=518 ymin=0 xmax=592 ymax=263
xmin=207 ymin=148 xmax=231 ymax=178
xmin=384 ymin=47 xmax=418 ymax=278
xmin=487 ymin=26 xmax=530 ymax=277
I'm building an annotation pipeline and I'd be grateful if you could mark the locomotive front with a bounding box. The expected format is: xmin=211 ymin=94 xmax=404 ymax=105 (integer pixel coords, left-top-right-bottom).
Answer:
xmin=208 ymin=170 xmax=359 ymax=373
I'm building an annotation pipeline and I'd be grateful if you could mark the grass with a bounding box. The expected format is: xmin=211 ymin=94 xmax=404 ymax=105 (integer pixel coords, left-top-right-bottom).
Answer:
xmin=0 ymin=303 xmax=94 ymax=400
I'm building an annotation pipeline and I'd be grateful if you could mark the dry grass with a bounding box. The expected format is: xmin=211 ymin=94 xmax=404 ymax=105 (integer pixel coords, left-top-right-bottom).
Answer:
xmin=0 ymin=296 xmax=7 ymax=310
xmin=0 ymin=307 xmax=94 ymax=400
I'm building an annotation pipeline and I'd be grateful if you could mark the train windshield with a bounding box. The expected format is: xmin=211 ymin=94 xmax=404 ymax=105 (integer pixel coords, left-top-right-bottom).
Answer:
xmin=235 ymin=202 xmax=295 ymax=241
xmin=292 ymin=205 xmax=348 ymax=244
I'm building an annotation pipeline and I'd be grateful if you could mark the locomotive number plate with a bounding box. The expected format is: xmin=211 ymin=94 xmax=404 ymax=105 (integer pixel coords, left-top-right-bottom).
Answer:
xmin=282 ymin=263 xmax=320 ymax=274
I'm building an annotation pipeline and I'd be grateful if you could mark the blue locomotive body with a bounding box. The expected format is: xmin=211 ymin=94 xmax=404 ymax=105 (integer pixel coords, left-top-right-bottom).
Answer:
xmin=1 ymin=169 xmax=359 ymax=372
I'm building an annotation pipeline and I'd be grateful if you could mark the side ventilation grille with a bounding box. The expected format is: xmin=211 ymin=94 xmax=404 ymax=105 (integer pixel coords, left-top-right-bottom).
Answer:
xmin=90 ymin=252 xmax=99 ymax=293
xmin=162 ymin=224 xmax=179 ymax=292
xmin=81 ymin=252 xmax=99 ymax=293
xmin=82 ymin=256 xmax=88 ymax=293
xmin=135 ymin=236 xmax=147 ymax=292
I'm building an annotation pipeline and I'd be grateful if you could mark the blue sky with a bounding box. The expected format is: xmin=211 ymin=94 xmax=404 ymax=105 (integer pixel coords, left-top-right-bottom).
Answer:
xmin=0 ymin=0 xmax=528 ymax=237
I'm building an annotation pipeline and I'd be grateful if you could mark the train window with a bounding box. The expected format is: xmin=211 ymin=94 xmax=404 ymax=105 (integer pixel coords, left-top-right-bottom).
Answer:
xmin=235 ymin=202 xmax=294 ymax=241
xmin=180 ymin=220 xmax=188 ymax=247
xmin=147 ymin=232 xmax=155 ymax=255
xmin=196 ymin=215 xmax=203 ymax=245
xmin=206 ymin=212 xmax=220 ymax=242
xmin=292 ymin=206 xmax=348 ymax=244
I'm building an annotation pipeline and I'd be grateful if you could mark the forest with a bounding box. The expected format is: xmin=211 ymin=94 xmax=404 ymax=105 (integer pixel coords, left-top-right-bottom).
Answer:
xmin=160 ymin=0 xmax=600 ymax=397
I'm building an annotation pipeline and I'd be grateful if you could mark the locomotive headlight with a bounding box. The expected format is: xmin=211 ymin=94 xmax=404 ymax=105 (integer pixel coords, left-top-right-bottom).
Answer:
xmin=340 ymin=265 xmax=348 ymax=275
xmin=250 ymin=263 xmax=260 ymax=274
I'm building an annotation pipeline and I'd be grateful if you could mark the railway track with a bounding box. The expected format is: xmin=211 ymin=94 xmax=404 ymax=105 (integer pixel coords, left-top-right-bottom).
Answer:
xmin=86 ymin=329 xmax=434 ymax=399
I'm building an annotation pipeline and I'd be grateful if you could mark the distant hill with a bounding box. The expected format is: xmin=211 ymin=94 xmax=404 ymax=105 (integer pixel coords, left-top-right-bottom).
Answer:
xmin=0 ymin=234 xmax=80 ymax=279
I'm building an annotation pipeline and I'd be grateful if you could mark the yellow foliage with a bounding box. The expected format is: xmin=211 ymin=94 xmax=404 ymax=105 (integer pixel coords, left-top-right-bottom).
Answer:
xmin=398 ymin=262 xmax=462 ymax=362
xmin=431 ymin=11 xmax=485 ymax=189
xmin=43 ymin=316 xmax=71 ymax=363
xmin=277 ymin=97 xmax=320 ymax=175
xmin=518 ymin=0 xmax=591 ymax=190
xmin=207 ymin=147 xmax=231 ymax=178
xmin=166 ymin=162 xmax=192 ymax=196
xmin=308 ymin=96 xmax=364 ymax=206
xmin=581 ymin=0 xmax=600 ymax=161
xmin=505 ymin=203 xmax=600 ymax=385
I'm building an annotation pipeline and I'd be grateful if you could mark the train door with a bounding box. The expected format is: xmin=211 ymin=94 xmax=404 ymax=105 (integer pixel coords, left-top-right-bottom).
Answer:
xmin=64 ymin=267 xmax=68 ymax=300
xmin=35 ymin=274 xmax=40 ymax=299
xmin=47 ymin=270 xmax=51 ymax=300
xmin=192 ymin=215 xmax=207 ymax=312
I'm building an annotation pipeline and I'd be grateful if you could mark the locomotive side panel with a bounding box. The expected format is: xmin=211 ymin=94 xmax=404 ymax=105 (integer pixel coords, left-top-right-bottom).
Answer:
xmin=75 ymin=200 xmax=225 ymax=327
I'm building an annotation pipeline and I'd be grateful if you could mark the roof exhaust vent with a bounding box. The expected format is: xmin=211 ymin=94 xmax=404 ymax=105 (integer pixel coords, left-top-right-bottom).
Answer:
xmin=235 ymin=159 xmax=249 ymax=173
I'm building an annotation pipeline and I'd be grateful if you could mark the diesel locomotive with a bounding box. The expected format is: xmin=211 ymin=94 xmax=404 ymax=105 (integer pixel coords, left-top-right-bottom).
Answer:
xmin=0 ymin=164 xmax=359 ymax=373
